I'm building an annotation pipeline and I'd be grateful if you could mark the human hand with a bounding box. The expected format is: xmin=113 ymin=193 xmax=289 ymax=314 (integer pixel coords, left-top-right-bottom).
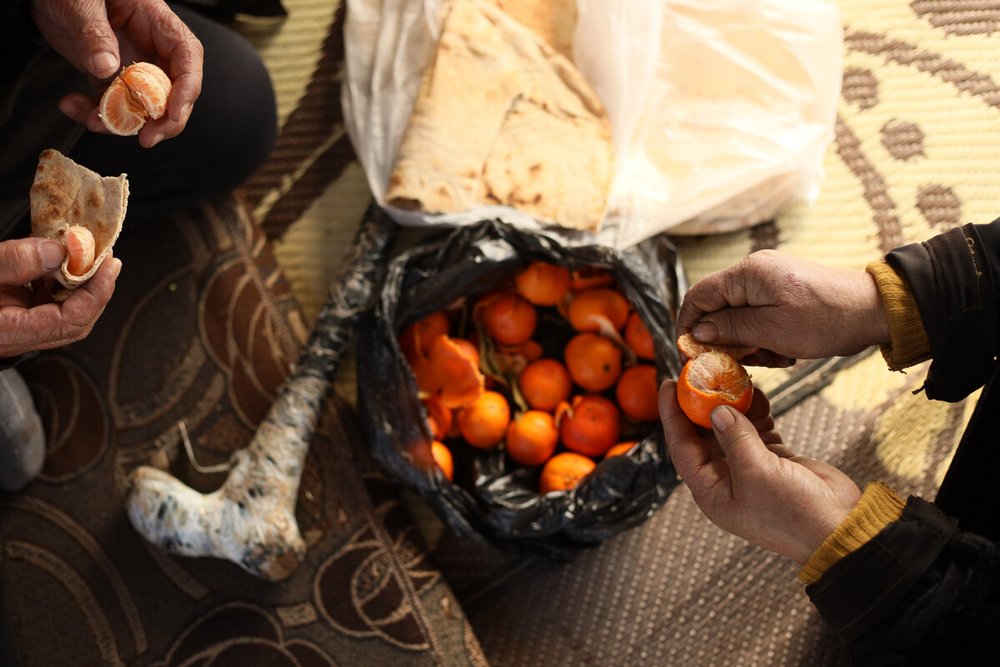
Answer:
xmin=31 ymin=0 xmax=204 ymax=147
xmin=0 ymin=238 xmax=121 ymax=358
xmin=676 ymin=250 xmax=890 ymax=364
xmin=659 ymin=379 xmax=861 ymax=564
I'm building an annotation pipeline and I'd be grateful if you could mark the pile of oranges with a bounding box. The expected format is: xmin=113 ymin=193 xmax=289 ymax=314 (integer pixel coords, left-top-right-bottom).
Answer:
xmin=399 ymin=260 xmax=662 ymax=495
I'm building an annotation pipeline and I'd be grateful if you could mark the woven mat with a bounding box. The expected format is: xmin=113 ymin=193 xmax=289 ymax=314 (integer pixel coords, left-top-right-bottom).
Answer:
xmin=234 ymin=0 xmax=992 ymax=664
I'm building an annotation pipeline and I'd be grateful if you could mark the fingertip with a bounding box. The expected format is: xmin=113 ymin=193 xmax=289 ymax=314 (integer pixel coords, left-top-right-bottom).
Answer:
xmin=90 ymin=51 xmax=120 ymax=79
xmin=692 ymin=321 xmax=719 ymax=343
xmin=710 ymin=405 xmax=736 ymax=433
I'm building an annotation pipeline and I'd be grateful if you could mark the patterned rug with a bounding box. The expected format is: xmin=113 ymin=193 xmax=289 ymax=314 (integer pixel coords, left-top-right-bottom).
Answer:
xmin=231 ymin=0 xmax=991 ymax=665
xmin=3 ymin=0 xmax=993 ymax=665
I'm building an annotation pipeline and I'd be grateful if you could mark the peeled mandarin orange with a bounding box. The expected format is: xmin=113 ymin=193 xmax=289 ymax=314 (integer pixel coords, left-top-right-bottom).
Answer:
xmin=676 ymin=351 xmax=753 ymax=429
xmin=505 ymin=410 xmax=559 ymax=466
xmin=539 ymin=452 xmax=597 ymax=494
xmin=99 ymin=62 xmax=172 ymax=136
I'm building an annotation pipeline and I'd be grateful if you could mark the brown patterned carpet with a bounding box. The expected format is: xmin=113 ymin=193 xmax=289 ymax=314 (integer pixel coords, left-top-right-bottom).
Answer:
xmin=2 ymin=0 xmax=996 ymax=665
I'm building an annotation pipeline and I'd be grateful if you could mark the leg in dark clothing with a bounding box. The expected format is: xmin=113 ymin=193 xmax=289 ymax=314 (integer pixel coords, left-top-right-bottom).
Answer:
xmin=67 ymin=4 xmax=277 ymax=224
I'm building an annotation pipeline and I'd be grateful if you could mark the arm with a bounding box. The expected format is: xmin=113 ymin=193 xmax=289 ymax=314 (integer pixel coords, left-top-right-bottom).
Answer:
xmin=659 ymin=382 xmax=1000 ymax=663
xmin=28 ymin=0 xmax=204 ymax=147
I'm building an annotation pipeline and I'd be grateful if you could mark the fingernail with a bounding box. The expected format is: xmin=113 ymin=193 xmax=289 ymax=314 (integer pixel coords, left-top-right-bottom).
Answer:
xmin=92 ymin=51 xmax=118 ymax=77
xmin=147 ymin=132 xmax=165 ymax=148
xmin=40 ymin=241 xmax=64 ymax=270
xmin=693 ymin=321 xmax=718 ymax=342
xmin=711 ymin=406 xmax=735 ymax=432
xmin=59 ymin=98 xmax=78 ymax=116
xmin=111 ymin=258 xmax=123 ymax=277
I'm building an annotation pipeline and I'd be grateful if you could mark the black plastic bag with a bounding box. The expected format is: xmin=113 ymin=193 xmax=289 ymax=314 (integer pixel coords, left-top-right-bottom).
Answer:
xmin=357 ymin=219 xmax=685 ymax=558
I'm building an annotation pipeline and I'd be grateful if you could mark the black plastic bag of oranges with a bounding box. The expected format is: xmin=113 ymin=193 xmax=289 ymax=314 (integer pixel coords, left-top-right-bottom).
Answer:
xmin=357 ymin=219 xmax=685 ymax=558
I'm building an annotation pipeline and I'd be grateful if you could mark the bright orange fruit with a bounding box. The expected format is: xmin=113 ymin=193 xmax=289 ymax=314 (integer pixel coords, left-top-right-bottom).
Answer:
xmin=604 ymin=442 xmax=637 ymax=459
xmin=625 ymin=311 xmax=655 ymax=361
xmin=431 ymin=441 xmax=454 ymax=481
xmin=505 ymin=410 xmax=559 ymax=466
xmin=479 ymin=292 xmax=537 ymax=346
xmin=518 ymin=358 xmax=572 ymax=411
xmin=539 ymin=452 xmax=597 ymax=494
xmin=400 ymin=310 xmax=451 ymax=363
xmin=615 ymin=364 xmax=660 ymax=422
xmin=559 ymin=394 xmax=620 ymax=457
xmin=567 ymin=288 xmax=630 ymax=333
xmin=563 ymin=332 xmax=622 ymax=392
xmin=457 ymin=390 xmax=511 ymax=448
xmin=515 ymin=261 xmax=571 ymax=306
xmin=676 ymin=351 xmax=753 ymax=428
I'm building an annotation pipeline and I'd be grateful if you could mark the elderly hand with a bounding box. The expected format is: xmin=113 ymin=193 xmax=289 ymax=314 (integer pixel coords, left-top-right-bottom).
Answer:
xmin=31 ymin=0 xmax=204 ymax=148
xmin=676 ymin=250 xmax=890 ymax=365
xmin=659 ymin=379 xmax=861 ymax=564
xmin=0 ymin=238 xmax=121 ymax=359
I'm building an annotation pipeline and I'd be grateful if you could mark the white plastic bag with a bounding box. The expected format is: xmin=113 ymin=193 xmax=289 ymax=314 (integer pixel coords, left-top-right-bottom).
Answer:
xmin=341 ymin=0 xmax=842 ymax=248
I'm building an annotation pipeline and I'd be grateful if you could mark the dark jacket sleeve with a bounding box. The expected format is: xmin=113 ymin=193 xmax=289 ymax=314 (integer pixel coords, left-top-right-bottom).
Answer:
xmin=884 ymin=220 xmax=1000 ymax=401
xmin=0 ymin=0 xmax=44 ymax=49
xmin=807 ymin=498 xmax=1000 ymax=665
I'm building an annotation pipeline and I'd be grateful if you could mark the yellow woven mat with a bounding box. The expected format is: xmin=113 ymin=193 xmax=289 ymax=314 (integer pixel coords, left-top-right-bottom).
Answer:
xmin=233 ymin=1 xmax=991 ymax=663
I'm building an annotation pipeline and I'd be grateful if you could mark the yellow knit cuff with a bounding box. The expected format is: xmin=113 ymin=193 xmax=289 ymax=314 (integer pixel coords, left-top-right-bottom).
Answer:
xmin=865 ymin=261 xmax=931 ymax=371
xmin=798 ymin=482 xmax=906 ymax=585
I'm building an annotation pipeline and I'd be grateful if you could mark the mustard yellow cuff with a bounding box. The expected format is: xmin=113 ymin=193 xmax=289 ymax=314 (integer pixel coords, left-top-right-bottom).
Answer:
xmin=865 ymin=261 xmax=931 ymax=371
xmin=798 ymin=482 xmax=906 ymax=585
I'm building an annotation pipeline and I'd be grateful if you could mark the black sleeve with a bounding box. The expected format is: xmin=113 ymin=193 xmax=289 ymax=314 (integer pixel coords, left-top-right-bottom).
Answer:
xmin=884 ymin=220 xmax=1000 ymax=402
xmin=0 ymin=0 xmax=45 ymax=49
xmin=807 ymin=498 xmax=1000 ymax=665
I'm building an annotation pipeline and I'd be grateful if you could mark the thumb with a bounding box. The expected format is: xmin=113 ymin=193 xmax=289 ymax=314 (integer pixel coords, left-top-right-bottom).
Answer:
xmin=0 ymin=238 xmax=65 ymax=285
xmin=70 ymin=6 xmax=120 ymax=79
xmin=710 ymin=405 xmax=769 ymax=475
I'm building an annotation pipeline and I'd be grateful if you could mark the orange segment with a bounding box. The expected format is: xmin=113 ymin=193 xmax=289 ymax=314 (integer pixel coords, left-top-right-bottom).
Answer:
xmin=64 ymin=225 xmax=96 ymax=276
xmin=676 ymin=351 xmax=753 ymax=428
xmin=98 ymin=62 xmax=172 ymax=136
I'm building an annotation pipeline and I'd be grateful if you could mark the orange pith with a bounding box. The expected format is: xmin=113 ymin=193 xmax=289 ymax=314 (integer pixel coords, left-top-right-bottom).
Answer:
xmin=676 ymin=351 xmax=753 ymax=429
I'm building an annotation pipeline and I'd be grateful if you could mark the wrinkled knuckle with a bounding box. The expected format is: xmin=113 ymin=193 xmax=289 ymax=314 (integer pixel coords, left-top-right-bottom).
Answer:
xmin=78 ymin=20 xmax=114 ymax=44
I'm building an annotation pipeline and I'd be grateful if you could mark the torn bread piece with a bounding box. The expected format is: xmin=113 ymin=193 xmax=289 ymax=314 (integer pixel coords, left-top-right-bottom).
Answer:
xmin=30 ymin=148 xmax=128 ymax=301
xmin=386 ymin=0 xmax=612 ymax=231
xmin=677 ymin=332 xmax=758 ymax=363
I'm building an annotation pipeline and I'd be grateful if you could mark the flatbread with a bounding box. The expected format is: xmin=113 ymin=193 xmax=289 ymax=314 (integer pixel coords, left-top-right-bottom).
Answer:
xmin=386 ymin=0 xmax=612 ymax=231
xmin=491 ymin=0 xmax=577 ymax=60
xmin=30 ymin=148 xmax=128 ymax=298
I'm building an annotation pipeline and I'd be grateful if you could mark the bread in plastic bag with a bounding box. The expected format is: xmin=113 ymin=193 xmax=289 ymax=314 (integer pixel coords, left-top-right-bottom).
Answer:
xmin=341 ymin=0 xmax=842 ymax=247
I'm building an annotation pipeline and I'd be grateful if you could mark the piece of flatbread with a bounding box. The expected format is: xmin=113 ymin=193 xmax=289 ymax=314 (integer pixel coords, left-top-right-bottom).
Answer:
xmin=30 ymin=148 xmax=128 ymax=299
xmin=491 ymin=0 xmax=577 ymax=60
xmin=386 ymin=0 xmax=612 ymax=231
